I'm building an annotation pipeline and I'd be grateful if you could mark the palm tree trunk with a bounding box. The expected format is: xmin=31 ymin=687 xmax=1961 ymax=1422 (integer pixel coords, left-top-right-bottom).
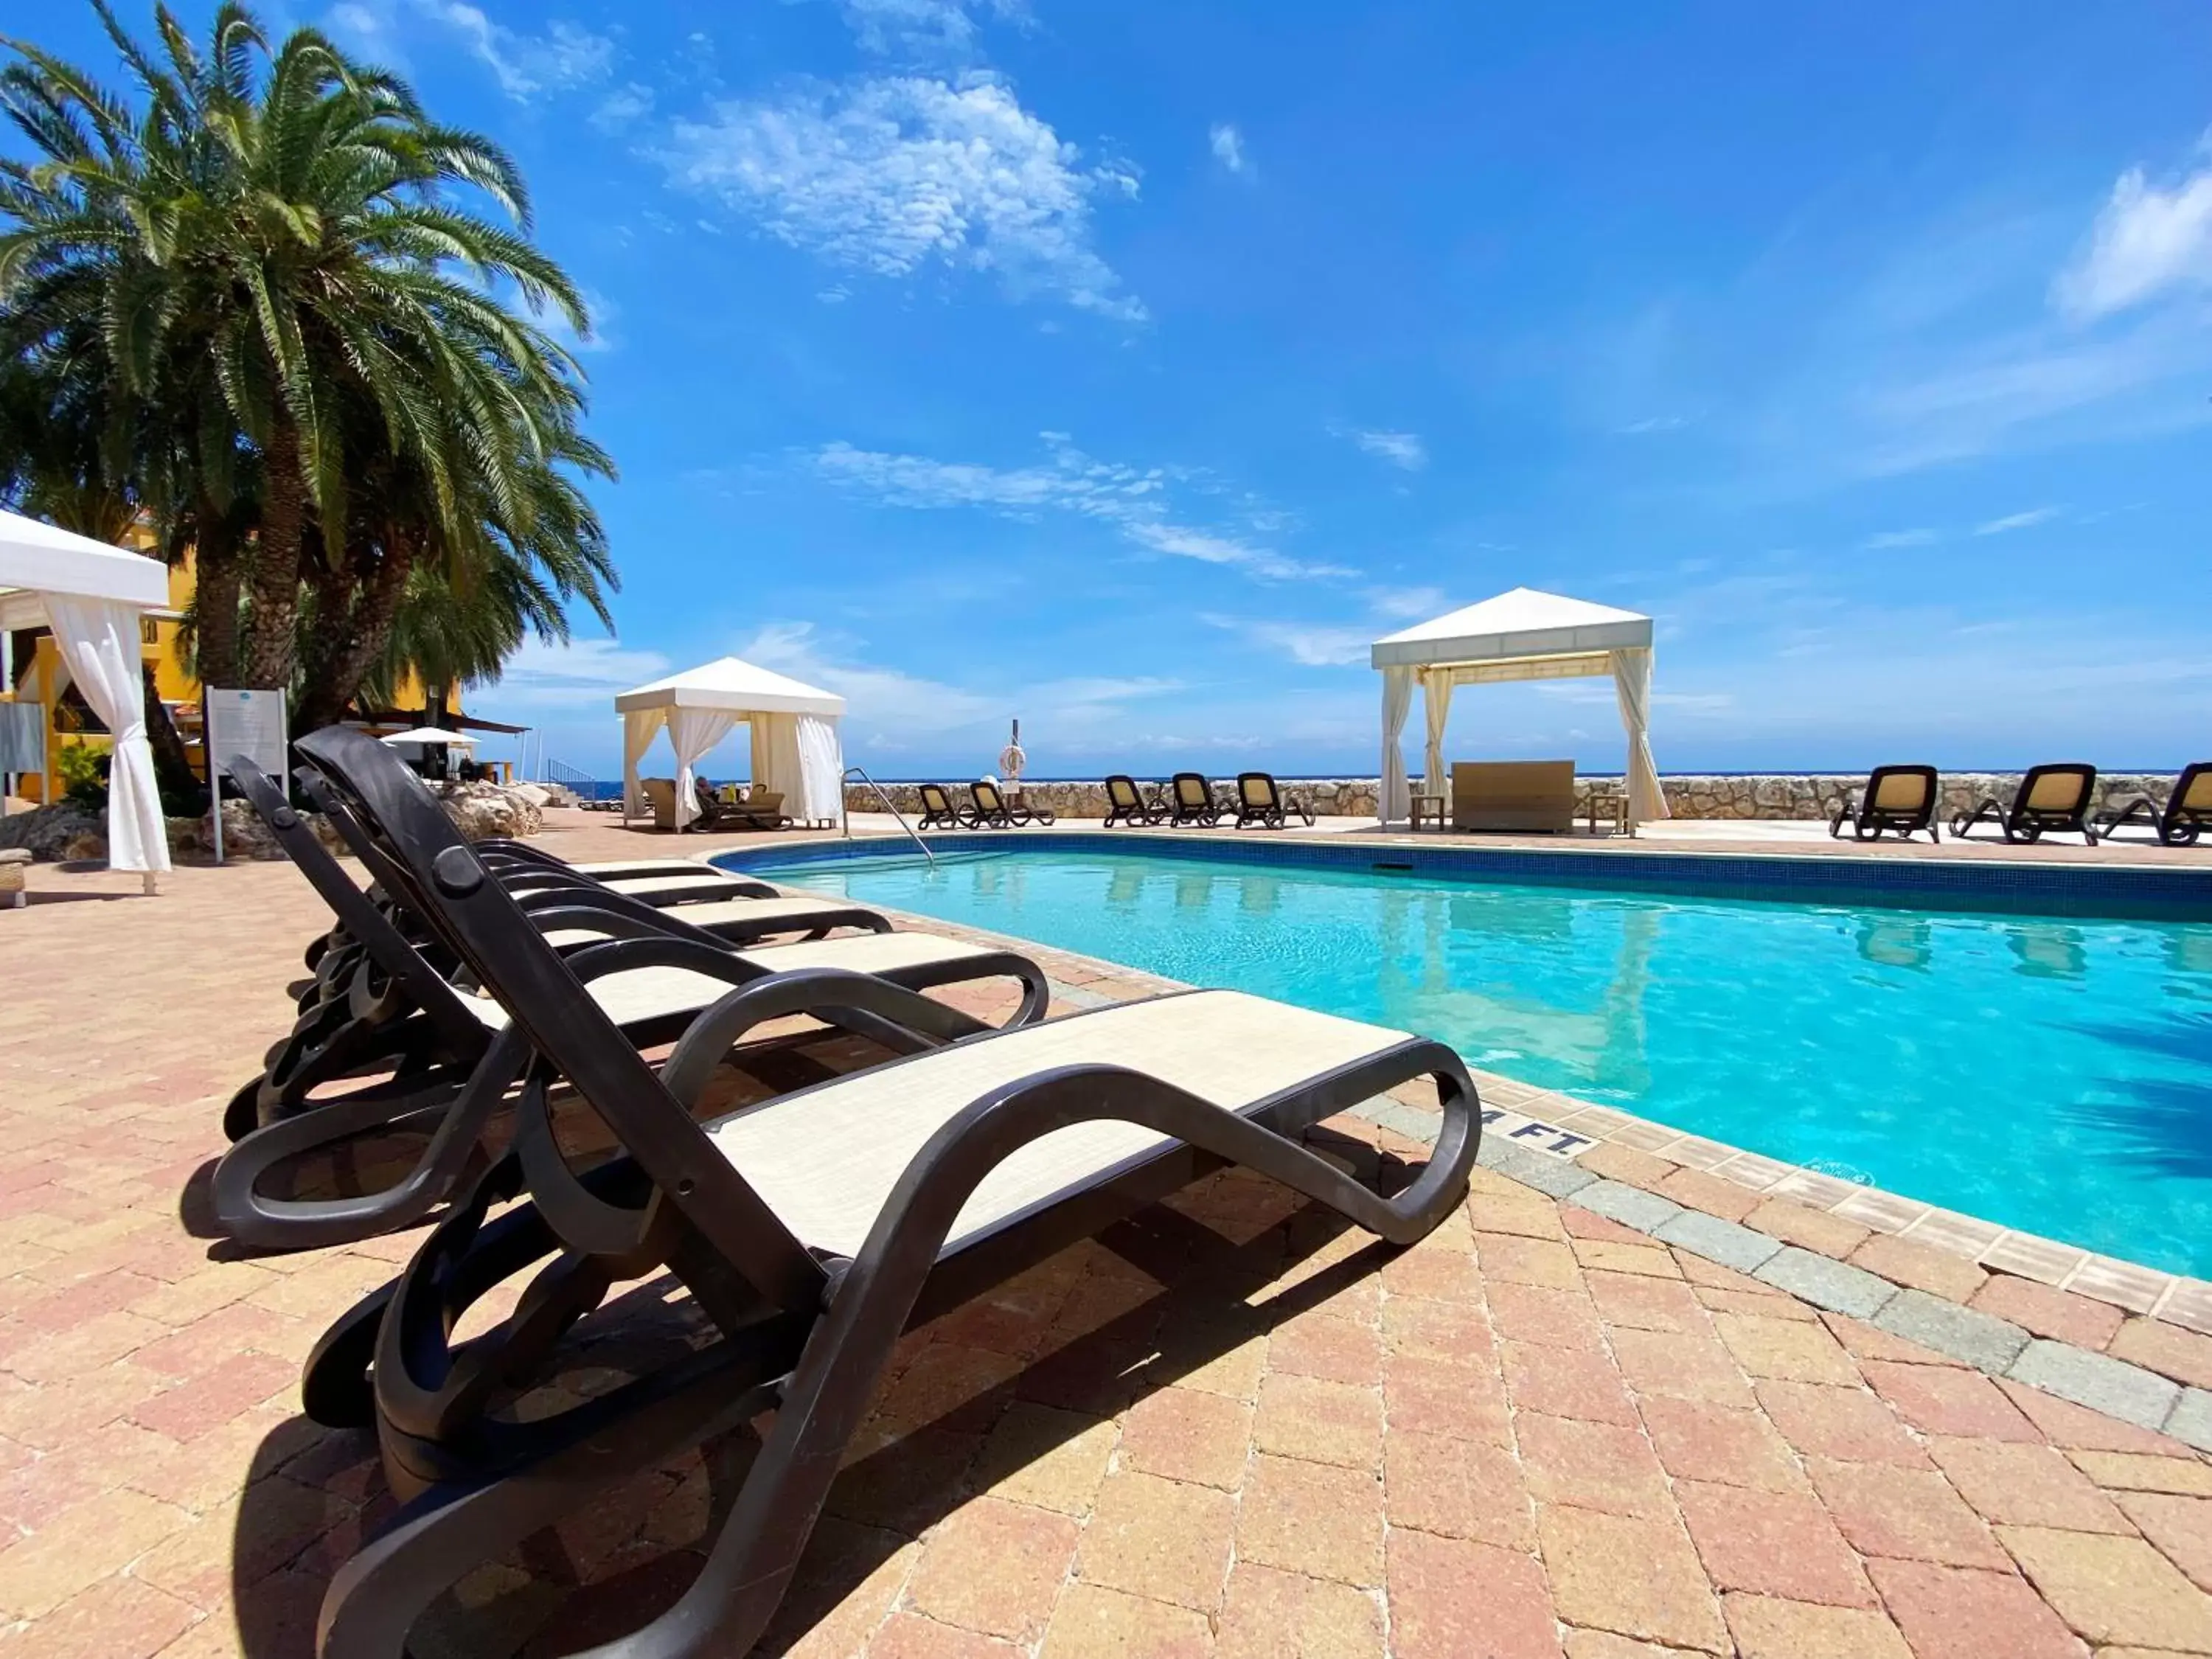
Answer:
xmin=238 ymin=417 xmax=305 ymax=691
xmin=293 ymin=540 xmax=417 ymax=734
xmin=141 ymin=662 xmax=201 ymax=809
xmin=189 ymin=504 xmax=244 ymax=689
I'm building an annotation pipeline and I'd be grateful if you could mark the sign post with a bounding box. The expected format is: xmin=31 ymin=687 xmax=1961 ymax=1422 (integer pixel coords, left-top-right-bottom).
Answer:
xmin=204 ymin=689 xmax=289 ymax=863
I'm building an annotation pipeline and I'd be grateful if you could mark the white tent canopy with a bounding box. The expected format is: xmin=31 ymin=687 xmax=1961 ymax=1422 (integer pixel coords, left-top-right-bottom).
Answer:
xmin=378 ymin=726 xmax=479 ymax=747
xmin=613 ymin=655 xmax=846 ymax=829
xmin=0 ymin=509 xmax=174 ymax=890
xmin=1370 ymin=586 xmax=1669 ymax=830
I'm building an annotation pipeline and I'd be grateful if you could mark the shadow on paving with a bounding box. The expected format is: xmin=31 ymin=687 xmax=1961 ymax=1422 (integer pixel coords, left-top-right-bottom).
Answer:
xmin=225 ymin=1134 xmax=1417 ymax=1658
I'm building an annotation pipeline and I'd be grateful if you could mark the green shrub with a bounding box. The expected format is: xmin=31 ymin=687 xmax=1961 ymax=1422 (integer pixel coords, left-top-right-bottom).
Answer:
xmin=54 ymin=743 xmax=108 ymax=813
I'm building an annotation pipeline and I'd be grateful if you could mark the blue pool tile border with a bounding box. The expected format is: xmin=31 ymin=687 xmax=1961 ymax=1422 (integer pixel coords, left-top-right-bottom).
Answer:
xmin=711 ymin=831 xmax=2212 ymax=923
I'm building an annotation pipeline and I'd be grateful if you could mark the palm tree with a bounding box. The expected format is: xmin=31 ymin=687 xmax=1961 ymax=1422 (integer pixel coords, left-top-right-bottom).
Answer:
xmin=1 ymin=1 xmax=597 ymax=695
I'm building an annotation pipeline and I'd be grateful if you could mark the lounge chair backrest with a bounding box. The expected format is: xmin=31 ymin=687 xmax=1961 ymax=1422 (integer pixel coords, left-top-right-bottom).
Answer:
xmin=919 ymin=783 xmax=953 ymax=815
xmin=747 ymin=788 xmax=785 ymax=813
xmin=2022 ymin=765 xmax=2094 ymax=814
xmin=641 ymin=777 xmax=678 ymax=829
xmin=295 ymin=726 xmax=827 ymax=1312
xmin=1871 ymin=769 xmax=1932 ymax=811
xmin=1239 ymin=773 xmax=1277 ymax=809
xmin=973 ymin=780 xmax=1006 ymax=813
xmin=2179 ymin=765 xmax=2212 ymax=811
xmin=1107 ymin=776 xmax=1141 ymax=809
xmin=1174 ymin=773 xmax=1211 ymax=808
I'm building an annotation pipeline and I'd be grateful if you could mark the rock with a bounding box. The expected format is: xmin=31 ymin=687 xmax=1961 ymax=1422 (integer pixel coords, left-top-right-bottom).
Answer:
xmin=511 ymin=783 xmax=551 ymax=809
xmin=435 ymin=779 xmax=544 ymax=842
xmin=0 ymin=802 xmax=108 ymax=862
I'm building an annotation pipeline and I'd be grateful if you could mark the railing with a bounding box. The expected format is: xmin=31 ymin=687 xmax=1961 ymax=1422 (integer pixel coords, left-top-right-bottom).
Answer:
xmin=543 ymin=757 xmax=595 ymax=793
xmin=842 ymin=765 xmax=935 ymax=865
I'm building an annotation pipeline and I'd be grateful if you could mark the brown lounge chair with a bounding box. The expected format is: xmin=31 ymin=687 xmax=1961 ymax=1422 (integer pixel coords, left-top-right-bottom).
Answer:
xmin=210 ymin=745 xmax=1051 ymax=1251
xmin=916 ymin=782 xmax=970 ymax=830
xmin=1235 ymin=772 xmax=1315 ymax=829
xmin=1829 ymin=765 xmax=1940 ymax=843
xmin=2093 ymin=762 xmax=2212 ymax=846
xmin=970 ymin=778 xmax=1054 ymax=827
xmin=296 ymin=728 xmax=1481 ymax=1658
xmin=1102 ymin=773 xmax=1168 ymax=827
xmin=1169 ymin=771 xmax=1234 ymax=827
xmin=1949 ymin=764 xmax=2098 ymax=844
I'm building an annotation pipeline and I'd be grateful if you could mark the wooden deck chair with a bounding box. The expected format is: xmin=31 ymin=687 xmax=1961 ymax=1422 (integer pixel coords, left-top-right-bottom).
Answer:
xmin=1234 ymin=772 xmax=1315 ymax=830
xmin=2094 ymin=762 xmax=2212 ymax=847
xmin=916 ymin=782 xmax=970 ymax=830
xmin=1829 ymin=765 xmax=1941 ymax=842
xmin=970 ymin=778 xmax=1055 ymax=827
xmin=296 ymin=728 xmax=1481 ymax=1658
xmin=1169 ymin=771 xmax=1234 ymax=827
xmin=1950 ymin=764 xmax=2099 ymax=844
xmin=210 ymin=748 xmax=1049 ymax=1251
xmin=1102 ymin=773 xmax=1167 ymax=826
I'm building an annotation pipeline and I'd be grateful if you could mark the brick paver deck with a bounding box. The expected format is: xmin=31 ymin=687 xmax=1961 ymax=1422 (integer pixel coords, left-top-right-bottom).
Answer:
xmin=0 ymin=812 xmax=2207 ymax=1657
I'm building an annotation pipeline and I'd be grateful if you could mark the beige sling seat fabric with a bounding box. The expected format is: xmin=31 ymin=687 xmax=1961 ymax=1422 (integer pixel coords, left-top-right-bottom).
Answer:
xmin=600 ymin=871 xmax=745 ymax=899
xmin=464 ymin=931 xmax=1009 ymax=1030
xmin=537 ymin=894 xmax=874 ymax=950
xmin=1872 ymin=772 xmax=1932 ymax=811
xmin=706 ymin=990 xmax=1414 ymax=1258
xmin=568 ymin=858 xmax=718 ymax=877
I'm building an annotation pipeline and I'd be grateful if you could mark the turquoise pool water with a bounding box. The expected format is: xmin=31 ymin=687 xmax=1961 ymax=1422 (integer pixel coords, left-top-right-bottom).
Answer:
xmin=744 ymin=845 xmax=2212 ymax=1277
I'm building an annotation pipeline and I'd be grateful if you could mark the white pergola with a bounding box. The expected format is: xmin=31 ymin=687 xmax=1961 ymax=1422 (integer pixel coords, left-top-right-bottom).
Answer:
xmin=614 ymin=655 xmax=846 ymax=829
xmin=0 ymin=509 xmax=173 ymax=891
xmin=1371 ymin=587 xmax=1669 ymax=830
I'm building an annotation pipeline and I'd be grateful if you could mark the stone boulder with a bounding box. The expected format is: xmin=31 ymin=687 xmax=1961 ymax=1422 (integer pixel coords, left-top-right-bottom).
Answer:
xmin=435 ymin=779 xmax=544 ymax=842
xmin=0 ymin=802 xmax=108 ymax=862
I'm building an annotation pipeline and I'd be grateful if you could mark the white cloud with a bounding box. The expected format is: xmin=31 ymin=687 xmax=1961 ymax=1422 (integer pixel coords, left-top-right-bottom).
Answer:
xmin=409 ymin=3 xmax=615 ymax=100
xmin=1352 ymin=430 xmax=1427 ymax=470
xmin=1366 ymin=585 xmax=1447 ymax=621
xmin=2056 ymin=152 xmax=2212 ymax=320
xmin=538 ymin=285 xmax=617 ymax=355
xmin=1972 ymin=507 xmax=2060 ymax=536
xmin=658 ymin=75 xmax=1145 ymax=321
xmin=1618 ymin=414 xmax=1688 ymax=435
xmin=483 ymin=636 xmax=669 ymax=706
xmin=1202 ymin=615 xmax=1371 ymax=667
xmin=810 ymin=436 xmax=1351 ymax=581
xmin=1209 ymin=123 xmax=1248 ymax=175
xmin=838 ymin=0 xmax=1029 ymax=56
xmin=591 ymin=82 xmax=655 ymax=132
xmin=1861 ymin=528 xmax=1938 ymax=550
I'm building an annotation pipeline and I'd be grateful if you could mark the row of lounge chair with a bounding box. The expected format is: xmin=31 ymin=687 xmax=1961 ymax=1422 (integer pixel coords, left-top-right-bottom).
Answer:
xmin=1829 ymin=761 xmax=2211 ymax=846
xmin=916 ymin=772 xmax=1315 ymax=833
xmin=210 ymin=728 xmax=1480 ymax=1659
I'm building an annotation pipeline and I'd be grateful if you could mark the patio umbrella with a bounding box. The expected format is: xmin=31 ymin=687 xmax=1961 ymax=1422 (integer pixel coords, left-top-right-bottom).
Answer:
xmin=378 ymin=727 xmax=479 ymax=747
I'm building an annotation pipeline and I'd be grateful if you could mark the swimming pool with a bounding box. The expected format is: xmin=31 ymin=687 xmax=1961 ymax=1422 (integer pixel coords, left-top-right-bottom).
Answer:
xmin=726 ymin=839 xmax=2212 ymax=1278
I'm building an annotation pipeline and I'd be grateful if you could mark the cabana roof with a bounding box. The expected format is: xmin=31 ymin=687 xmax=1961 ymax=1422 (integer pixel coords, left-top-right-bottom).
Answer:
xmin=0 ymin=509 xmax=169 ymax=630
xmin=1371 ymin=587 xmax=1652 ymax=672
xmin=613 ymin=655 xmax=845 ymax=718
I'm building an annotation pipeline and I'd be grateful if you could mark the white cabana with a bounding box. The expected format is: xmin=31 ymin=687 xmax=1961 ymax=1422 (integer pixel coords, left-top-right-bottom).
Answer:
xmin=0 ymin=510 xmax=173 ymax=891
xmin=1371 ymin=586 xmax=1668 ymax=830
xmin=613 ymin=655 xmax=846 ymax=830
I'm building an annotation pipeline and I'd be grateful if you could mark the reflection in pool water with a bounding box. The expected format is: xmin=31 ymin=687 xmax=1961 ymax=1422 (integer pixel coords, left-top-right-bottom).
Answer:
xmin=750 ymin=848 xmax=2212 ymax=1276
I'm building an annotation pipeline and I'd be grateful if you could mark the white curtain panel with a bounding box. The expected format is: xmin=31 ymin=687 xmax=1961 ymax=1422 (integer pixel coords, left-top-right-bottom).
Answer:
xmin=622 ymin=707 xmax=666 ymax=818
xmin=751 ymin=712 xmax=797 ymax=803
xmin=42 ymin=593 xmax=170 ymax=880
xmin=666 ymin=706 xmax=738 ymax=828
xmin=795 ymin=714 xmax=844 ymax=825
xmin=1610 ymin=645 xmax=1669 ymax=826
xmin=1422 ymin=668 xmax=1455 ymax=796
xmin=1378 ymin=665 xmax=1415 ymax=824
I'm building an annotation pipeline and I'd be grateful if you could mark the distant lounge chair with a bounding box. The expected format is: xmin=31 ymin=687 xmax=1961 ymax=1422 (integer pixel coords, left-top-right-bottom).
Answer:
xmin=1235 ymin=772 xmax=1315 ymax=830
xmin=917 ymin=782 xmax=968 ymax=830
xmin=970 ymin=778 xmax=1054 ymax=827
xmin=1829 ymin=765 xmax=1941 ymax=843
xmin=2093 ymin=762 xmax=2212 ymax=847
xmin=692 ymin=780 xmax=789 ymax=831
xmin=1102 ymin=773 xmax=1168 ymax=827
xmin=1169 ymin=772 xmax=1234 ymax=827
xmin=1950 ymin=763 xmax=2099 ymax=845
xmin=209 ymin=739 xmax=1053 ymax=1251
xmin=300 ymin=759 xmax=1481 ymax=1655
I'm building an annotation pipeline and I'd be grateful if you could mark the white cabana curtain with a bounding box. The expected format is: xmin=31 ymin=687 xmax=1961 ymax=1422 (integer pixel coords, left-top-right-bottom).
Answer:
xmin=42 ymin=594 xmax=170 ymax=881
xmin=1378 ymin=665 xmax=1415 ymax=824
xmin=622 ymin=707 xmax=666 ymax=817
xmin=1610 ymin=646 xmax=1669 ymax=824
xmin=795 ymin=714 xmax=844 ymax=824
xmin=1422 ymin=669 xmax=1455 ymax=796
xmin=667 ymin=707 xmax=738 ymax=828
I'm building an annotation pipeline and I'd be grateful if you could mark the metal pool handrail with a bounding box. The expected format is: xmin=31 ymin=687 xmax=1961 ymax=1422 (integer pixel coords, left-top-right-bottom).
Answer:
xmin=843 ymin=765 xmax=936 ymax=866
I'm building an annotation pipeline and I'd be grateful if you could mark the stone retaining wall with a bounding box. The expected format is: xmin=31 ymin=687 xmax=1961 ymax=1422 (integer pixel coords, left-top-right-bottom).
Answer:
xmin=844 ymin=773 xmax=2177 ymax=824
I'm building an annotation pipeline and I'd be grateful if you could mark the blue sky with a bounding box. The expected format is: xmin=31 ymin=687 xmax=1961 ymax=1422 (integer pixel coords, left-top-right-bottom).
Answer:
xmin=31 ymin=1 xmax=2212 ymax=779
